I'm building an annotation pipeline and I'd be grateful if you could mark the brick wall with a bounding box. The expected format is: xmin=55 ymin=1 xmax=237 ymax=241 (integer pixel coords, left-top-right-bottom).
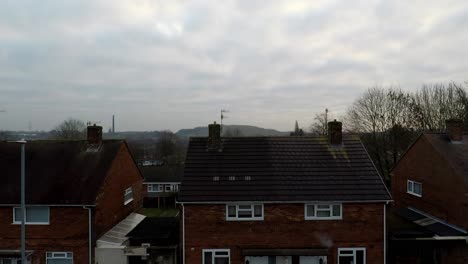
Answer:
xmin=391 ymin=135 xmax=468 ymax=230
xmin=95 ymin=142 xmax=144 ymax=237
xmin=0 ymin=206 xmax=90 ymax=264
xmin=183 ymin=203 xmax=385 ymax=264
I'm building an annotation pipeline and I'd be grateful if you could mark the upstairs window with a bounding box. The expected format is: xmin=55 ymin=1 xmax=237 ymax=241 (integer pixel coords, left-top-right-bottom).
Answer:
xmin=124 ymin=187 xmax=133 ymax=205
xmin=147 ymin=184 xmax=162 ymax=192
xmin=46 ymin=252 xmax=73 ymax=264
xmin=338 ymin=248 xmax=365 ymax=264
xmin=407 ymin=180 xmax=422 ymax=197
xmin=226 ymin=204 xmax=263 ymax=221
xmin=203 ymin=249 xmax=230 ymax=264
xmin=305 ymin=204 xmax=342 ymax=220
xmin=13 ymin=206 xmax=49 ymax=225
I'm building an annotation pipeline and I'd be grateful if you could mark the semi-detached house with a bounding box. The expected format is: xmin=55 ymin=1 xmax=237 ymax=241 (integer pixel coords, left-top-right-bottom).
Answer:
xmin=0 ymin=125 xmax=144 ymax=264
xmin=178 ymin=121 xmax=391 ymax=264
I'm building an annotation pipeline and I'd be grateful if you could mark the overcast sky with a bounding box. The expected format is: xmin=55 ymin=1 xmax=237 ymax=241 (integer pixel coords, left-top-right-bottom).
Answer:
xmin=1 ymin=0 xmax=467 ymax=132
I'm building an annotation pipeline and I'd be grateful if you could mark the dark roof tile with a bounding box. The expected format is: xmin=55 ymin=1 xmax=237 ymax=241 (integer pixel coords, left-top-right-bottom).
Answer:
xmin=179 ymin=135 xmax=390 ymax=202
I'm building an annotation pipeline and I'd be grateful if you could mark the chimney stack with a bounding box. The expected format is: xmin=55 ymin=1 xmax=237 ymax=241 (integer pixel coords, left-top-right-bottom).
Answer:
xmin=446 ymin=119 xmax=464 ymax=143
xmin=87 ymin=124 xmax=103 ymax=145
xmin=207 ymin=122 xmax=222 ymax=151
xmin=328 ymin=119 xmax=342 ymax=145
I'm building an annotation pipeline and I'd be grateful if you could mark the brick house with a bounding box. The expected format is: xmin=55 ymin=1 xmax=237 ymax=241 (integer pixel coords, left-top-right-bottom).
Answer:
xmin=178 ymin=121 xmax=391 ymax=264
xmin=140 ymin=164 xmax=183 ymax=208
xmin=390 ymin=119 xmax=468 ymax=264
xmin=0 ymin=125 xmax=144 ymax=264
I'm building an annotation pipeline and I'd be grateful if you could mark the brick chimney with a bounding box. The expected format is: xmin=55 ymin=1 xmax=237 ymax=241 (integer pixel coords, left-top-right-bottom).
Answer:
xmin=207 ymin=122 xmax=222 ymax=151
xmin=87 ymin=124 xmax=103 ymax=145
xmin=328 ymin=119 xmax=342 ymax=145
xmin=446 ymin=119 xmax=464 ymax=143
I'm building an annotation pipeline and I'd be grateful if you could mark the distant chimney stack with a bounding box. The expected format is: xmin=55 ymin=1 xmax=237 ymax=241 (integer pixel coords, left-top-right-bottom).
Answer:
xmin=446 ymin=119 xmax=464 ymax=143
xmin=328 ymin=119 xmax=342 ymax=145
xmin=87 ymin=124 xmax=103 ymax=145
xmin=207 ymin=122 xmax=222 ymax=151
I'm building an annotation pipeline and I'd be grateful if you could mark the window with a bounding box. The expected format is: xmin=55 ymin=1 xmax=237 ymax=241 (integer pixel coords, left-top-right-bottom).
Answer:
xmin=124 ymin=187 xmax=133 ymax=205
xmin=13 ymin=206 xmax=49 ymax=224
xmin=165 ymin=185 xmax=172 ymax=192
xmin=407 ymin=180 xmax=422 ymax=197
xmin=147 ymin=184 xmax=162 ymax=192
xmin=203 ymin=249 xmax=229 ymax=264
xmin=0 ymin=258 xmax=21 ymax=264
xmin=46 ymin=252 xmax=73 ymax=264
xmin=226 ymin=204 xmax=263 ymax=220
xmin=305 ymin=204 xmax=342 ymax=220
xmin=338 ymin=248 xmax=365 ymax=264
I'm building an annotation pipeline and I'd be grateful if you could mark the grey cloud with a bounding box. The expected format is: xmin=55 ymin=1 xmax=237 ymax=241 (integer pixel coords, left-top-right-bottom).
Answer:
xmin=0 ymin=1 xmax=467 ymax=131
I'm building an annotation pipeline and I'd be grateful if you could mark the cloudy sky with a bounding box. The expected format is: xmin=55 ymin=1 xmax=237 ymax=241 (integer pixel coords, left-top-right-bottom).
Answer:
xmin=1 ymin=0 xmax=467 ymax=132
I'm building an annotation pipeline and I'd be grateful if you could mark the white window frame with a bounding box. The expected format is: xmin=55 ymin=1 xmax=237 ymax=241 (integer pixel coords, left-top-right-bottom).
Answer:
xmin=338 ymin=248 xmax=366 ymax=264
xmin=13 ymin=206 xmax=50 ymax=225
xmin=407 ymin=180 xmax=422 ymax=197
xmin=304 ymin=203 xmax=342 ymax=220
xmin=165 ymin=185 xmax=172 ymax=192
xmin=226 ymin=204 xmax=264 ymax=221
xmin=124 ymin=187 xmax=134 ymax=205
xmin=147 ymin=184 xmax=162 ymax=193
xmin=202 ymin=249 xmax=230 ymax=264
xmin=46 ymin=252 xmax=73 ymax=264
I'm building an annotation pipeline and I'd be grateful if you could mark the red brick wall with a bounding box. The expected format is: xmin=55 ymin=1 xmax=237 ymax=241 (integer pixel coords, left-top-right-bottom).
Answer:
xmin=0 ymin=206 xmax=90 ymax=264
xmin=391 ymin=135 xmax=468 ymax=230
xmin=95 ymin=142 xmax=144 ymax=237
xmin=183 ymin=203 xmax=385 ymax=264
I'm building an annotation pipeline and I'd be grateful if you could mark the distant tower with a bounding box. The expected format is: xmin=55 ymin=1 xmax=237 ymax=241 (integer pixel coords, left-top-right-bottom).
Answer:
xmin=112 ymin=115 xmax=115 ymax=133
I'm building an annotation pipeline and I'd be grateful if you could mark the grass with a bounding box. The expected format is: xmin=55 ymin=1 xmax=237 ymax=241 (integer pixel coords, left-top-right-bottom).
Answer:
xmin=139 ymin=208 xmax=180 ymax=218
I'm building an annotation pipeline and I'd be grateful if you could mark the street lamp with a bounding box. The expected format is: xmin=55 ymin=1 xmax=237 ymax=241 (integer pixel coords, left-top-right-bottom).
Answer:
xmin=8 ymin=140 xmax=27 ymax=263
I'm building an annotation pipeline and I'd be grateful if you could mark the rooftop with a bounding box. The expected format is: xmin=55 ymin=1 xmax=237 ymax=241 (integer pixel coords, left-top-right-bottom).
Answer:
xmin=179 ymin=135 xmax=391 ymax=202
xmin=0 ymin=140 xmax=126 ymax=205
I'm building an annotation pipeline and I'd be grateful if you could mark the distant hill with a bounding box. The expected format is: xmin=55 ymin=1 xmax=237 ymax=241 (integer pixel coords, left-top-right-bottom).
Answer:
xmin=176 ymin=125 xmax=289 ymax=138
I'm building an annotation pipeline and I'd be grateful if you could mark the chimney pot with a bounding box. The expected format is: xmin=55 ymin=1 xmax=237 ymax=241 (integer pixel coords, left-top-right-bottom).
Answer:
xmin=328 ymin=120 xmax=342 ymax=145
xmin=446 ymin=119 xmax=464 ymax=142
xmin=207 ymin=122 xmax=222 ymax=151
xmin=87 ymin=125 xmax=103 ymax=145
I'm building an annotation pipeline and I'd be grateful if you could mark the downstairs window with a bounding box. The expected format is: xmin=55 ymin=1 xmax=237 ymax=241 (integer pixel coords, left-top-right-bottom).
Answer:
xmin=46 ymin=252 xmax=73 ymax=264
xmin=203 ymin=249 xmax=229 ymax=264
xmin=338 ymin=248 xmax=365 ymax=264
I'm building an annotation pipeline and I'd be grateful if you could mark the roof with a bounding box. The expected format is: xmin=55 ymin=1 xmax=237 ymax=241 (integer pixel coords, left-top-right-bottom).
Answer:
xmin=423 ymin=133 xmax=468 ymax=184
xmin=96 ymin=213 xmax=146 ymax=248
xmin=139 ymin=165 xmax=183 ymax=182
xmin=179 ymin=135 xmax=391 ymax=202
xmin=0 ymin=140 xmax=125 ymax=205
xmin=389 ymin=207 xmax=467 ymax=240
xmin=127 ymin=217 xmax=179 ymax=246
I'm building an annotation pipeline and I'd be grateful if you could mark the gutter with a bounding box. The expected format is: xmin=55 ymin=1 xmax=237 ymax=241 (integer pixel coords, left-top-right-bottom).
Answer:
xmin=0 ymin=204 xmax=96 ymax=207
xmin=182 ymin=204 xmax=185 ymax=264
xmin=83 ymin=206 xmax=92 ymax=264
xmin=176 ymin=200 xmax=393 ymax=204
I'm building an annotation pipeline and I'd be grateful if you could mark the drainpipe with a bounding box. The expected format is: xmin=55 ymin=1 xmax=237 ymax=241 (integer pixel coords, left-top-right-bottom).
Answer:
xmin=182 ymin=204 xmax=185 ymax=264
xmin=84 ymin=206 xmax=92 ymax=264
xmin=384 ymin=202 xmax=388 ymax=264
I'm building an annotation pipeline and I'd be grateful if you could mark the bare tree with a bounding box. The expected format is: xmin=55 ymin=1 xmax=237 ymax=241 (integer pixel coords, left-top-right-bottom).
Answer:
xmin=346 ymin=86 xmax=417 ymax=183
xmin=50 ymin=118 xmax=86 ymax=140
xmin=309 ymin=112 xmax=328 ymax=135
xmin=410 ymin=82 xmax=468 ymax=131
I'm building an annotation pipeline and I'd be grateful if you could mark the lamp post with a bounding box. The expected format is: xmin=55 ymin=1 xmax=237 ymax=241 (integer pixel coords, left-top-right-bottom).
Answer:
xmin=9 ymin=140 xmax=27 ymax=263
